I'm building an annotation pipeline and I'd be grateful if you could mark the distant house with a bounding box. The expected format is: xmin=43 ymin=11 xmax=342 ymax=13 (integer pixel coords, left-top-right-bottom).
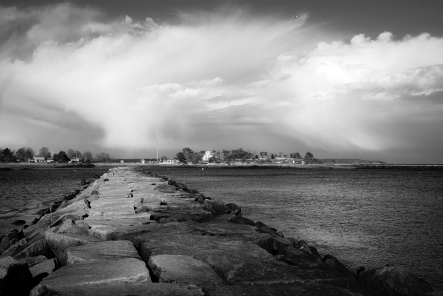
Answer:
xmin=140 ymin=159 xmax=146 ymax=164
xmin=120 ymin=160 xmax=125 ymax=163
xmin=46 ymin=158 xmax=54 ymax=163
xmin=69 ymin=158 xmax=81 ymax=163
xmin=202 ymin=151 xmax=213 ymax=162
xmin=158 ymin=159 xmax=179 ymax=165
xmin=32 ymin=156 xmax=46 ymax=163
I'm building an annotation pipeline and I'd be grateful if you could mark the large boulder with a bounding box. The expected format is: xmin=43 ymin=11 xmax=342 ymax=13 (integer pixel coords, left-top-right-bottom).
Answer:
xmin=17 ymin=255 xmax=48 ymax=268
xmin=65 ymin=240 xmax=141 ymax=265
xmin=150 ymin=208 xmax=213 ymax=224
xmin=358 ymin=265 xmax=433 ymax=296
xmin=29 ymin=258 xmax=57 ymax=278
xmin=203 ymin=200 xmax=229 ymax=216
xmin=134 ymin=227 xmax=330 ymax=286
xmin=323 ymin=255 xmax=358 ymax=289
xmin=30 ymin=258 xmax=151 ymax=296
xmin=31 ymin=282 xmax=204 ymax=296
xmin=0 ymin=229 xmax=24 ymax=253
xmin=0 ymin=238 xmax=27 ymax=258
xmin=0 ymin=256 xmax=33 ymax=296
xmin=148 ymin=254 xmax=223 ymax=291
xmin=45 ymin=228 xmax=101 ymax=265
xmin=13 ymin=238 xmax=52 ymax=259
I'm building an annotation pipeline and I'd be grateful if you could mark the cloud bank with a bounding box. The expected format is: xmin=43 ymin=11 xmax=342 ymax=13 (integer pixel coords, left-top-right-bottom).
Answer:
xmin=0 ymin=4 xmax=442 ymax=162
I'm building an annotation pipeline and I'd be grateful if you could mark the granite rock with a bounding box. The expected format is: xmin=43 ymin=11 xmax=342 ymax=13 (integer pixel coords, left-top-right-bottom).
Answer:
xmin=30 ymin=258 xmax=151 ymax=296
xmin=65 ymin=240 xmax=141 ymax=265
xmin=148 ymin=254 xmax=223 ymax=290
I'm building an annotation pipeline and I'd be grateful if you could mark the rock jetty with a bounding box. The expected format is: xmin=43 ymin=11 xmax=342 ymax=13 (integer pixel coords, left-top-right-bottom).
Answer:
xmin=0 ymin=167 xmax=437 ymax=296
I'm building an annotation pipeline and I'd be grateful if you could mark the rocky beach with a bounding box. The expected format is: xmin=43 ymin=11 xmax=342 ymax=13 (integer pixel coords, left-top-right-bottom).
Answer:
xmin=0 ymin=167 xmax=438 ymax=296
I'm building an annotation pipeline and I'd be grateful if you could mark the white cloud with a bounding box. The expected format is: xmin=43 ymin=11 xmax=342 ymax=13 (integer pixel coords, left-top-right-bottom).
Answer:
xmin=0 ymin=4 xmax=443 ymax=162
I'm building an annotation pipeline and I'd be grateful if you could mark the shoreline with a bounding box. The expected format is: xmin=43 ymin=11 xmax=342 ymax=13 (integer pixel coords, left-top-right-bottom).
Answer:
xmin=0 ymin=167 xmax=438 ymax=295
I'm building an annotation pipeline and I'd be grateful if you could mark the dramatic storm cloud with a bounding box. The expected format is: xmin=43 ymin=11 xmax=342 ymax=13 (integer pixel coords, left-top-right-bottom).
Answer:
xmin=1 ymin=3 xmax=442 ymax=162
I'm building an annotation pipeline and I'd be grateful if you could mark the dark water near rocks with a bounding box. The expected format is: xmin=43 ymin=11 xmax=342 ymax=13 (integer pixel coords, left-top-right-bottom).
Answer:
xmin=151 ymin=166 xmax=443 ymax=291
xmin=0 ymin=167 xmax=109 ymax=235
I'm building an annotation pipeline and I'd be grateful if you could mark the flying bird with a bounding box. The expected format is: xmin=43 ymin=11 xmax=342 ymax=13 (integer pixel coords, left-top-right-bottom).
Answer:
xmin=295 ymin=15 xmax=300 ymax=18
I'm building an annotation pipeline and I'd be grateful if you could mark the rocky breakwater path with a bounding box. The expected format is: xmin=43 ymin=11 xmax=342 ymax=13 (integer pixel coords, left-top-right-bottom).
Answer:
xmin=0 ymin=167 xmax=437 ymax=296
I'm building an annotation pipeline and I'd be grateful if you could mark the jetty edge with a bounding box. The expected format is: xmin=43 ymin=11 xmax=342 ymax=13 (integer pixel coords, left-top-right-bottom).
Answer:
xmin=0 ymin=167 xmax=436 ymax=296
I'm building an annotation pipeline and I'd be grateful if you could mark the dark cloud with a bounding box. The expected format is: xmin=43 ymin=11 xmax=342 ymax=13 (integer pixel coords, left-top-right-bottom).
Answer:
xmin=1 ymin=3 xmax=443 ymax=163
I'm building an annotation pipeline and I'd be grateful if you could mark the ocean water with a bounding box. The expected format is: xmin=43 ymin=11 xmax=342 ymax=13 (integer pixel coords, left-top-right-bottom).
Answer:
xmin=150 ymin=166 xmax=443 ymax=291
xmin=0 ymin=167 xmax=109 ymax=235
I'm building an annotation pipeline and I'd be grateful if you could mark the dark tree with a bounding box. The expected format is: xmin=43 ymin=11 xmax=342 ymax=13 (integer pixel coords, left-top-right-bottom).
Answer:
xmin=38 ymin=147 xmax=51 ymax=158
xmin=231 ymin=148 xmax=248 ymax=160
xmin=192 ymin=152 xmax=203 ymax=163
xmin=74 ymin=150 xmax=83 ymax=159
xmin=57 ymin=151 xmax=69 ymax=163
xmin=67 ymin=149 xmax=75 ymax=159
xmin=221 ymin=150 xmax=230 ymax=161
xmin=271 ymin=154 xmax=275 ymax=159
xmin=1 ymin=148 xmax=16 ymax=162
xmin=182 ymin=148 xmax=194 ymax=162
xmin=16 ymin=146 xmax=35 ymax=162
xmin=305 ymin=152 xmax=314 ymax=159
xmin=176 ymin=152 xmax=187 ymax=163
xmin=290 ymin=152 xmax=301 ymax=159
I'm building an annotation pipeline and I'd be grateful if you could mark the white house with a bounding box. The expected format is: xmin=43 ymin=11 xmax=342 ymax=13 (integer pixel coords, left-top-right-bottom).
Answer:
xmin=202 ymin=151 xmax=213 ymax=162
xmin=32 ymin=156 xmax=46 ymax=163
xmin=69 ymin=158 xmax=81 ymax=163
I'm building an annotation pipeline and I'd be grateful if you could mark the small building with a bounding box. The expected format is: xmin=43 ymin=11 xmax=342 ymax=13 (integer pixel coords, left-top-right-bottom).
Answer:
xmin=70 ymin=158 xmax=81 ymax=163
xmin=140 ymin=159 xmax=146 ymax=164
xmin=202 ymin=151 xmax=213 ymax=162
xmin=33 ymin=156 xmax=46 ymax=163
xmin=46 ymin=158 xmax=54 ymax=163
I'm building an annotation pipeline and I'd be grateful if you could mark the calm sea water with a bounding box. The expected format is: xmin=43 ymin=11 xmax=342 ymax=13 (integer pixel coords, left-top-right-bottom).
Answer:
xmin=150 ymin=166 xmax=443 ymax=291
xmin=0 ymin=167 xmax=109 ymax=235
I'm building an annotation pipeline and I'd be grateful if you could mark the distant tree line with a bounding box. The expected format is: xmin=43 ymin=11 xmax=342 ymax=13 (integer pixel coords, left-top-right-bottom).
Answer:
xmin=0 ymin=146 xmax=111 ymax=163
xmin=175 ymin=148 xmax=315 ymax=164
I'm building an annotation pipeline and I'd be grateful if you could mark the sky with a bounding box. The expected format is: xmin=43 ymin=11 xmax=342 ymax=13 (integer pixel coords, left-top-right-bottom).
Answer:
xmin=1 ymin=0 xmax=443 ymax=163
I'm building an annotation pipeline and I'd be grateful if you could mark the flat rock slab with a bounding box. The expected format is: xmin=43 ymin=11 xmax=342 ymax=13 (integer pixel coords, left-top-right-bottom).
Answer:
xmin=149 ymin=255 xmax=223 ymax=290
xmin=85 ymin=212 xmax=151 ymax=221
xmin=66 ymin=240 xmax=141 ymax=265
xmin=29 ymin=258 xmax=57 ymax=278
xmin=31 ymin=283 xmax=204 ymax=296
xmin=90 ymin=199 xmax=135 ymax=208
xmin=45 ymin=230 xmax=102 ymax=265
xmin=31 ymin=258 xmax=151 ymax=296
xmin=31 ymin=282 xmax=204 ymax=296
xmin=150 ymin=208 xmax=213 ymax=223
xmin=87 ymin=223 xmax=155 ymax=240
